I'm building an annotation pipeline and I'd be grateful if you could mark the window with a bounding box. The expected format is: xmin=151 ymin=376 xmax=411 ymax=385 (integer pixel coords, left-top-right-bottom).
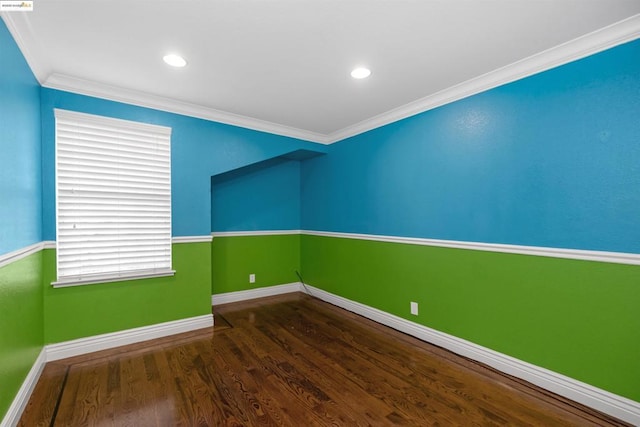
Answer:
xmin=53 ymin=109 xmax=173 ymax=287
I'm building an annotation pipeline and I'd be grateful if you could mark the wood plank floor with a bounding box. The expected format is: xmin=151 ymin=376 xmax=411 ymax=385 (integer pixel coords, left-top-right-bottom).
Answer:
xmin=20 ymin=293 xmax=629 ymax=426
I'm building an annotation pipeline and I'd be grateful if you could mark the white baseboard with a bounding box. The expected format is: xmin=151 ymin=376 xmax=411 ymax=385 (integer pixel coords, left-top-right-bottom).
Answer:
xmin=46 ymin=313 xmax=214 ymax=361
xmin=302 ymin=284 xmax=640 ymax=425
xmin=212 ymin=282 xmax=303 ymax=305
xmin=209 ymin=281 xmax=640 ymax=423
xmin=0 ymin=349 xmax=46 ymax=427
xmin=1 ymin=314 xmax=214 ymax=425
xmin=5 ymin=286 xmax=638 ymax=425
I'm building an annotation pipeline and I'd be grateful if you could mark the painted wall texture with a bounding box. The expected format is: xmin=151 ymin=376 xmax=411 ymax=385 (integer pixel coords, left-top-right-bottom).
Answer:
xmin=40 ymin=89 xmax=320 ymax=240
xmin=3 ymin=15 xmax=640 ymax=423
xmin=35 ymin=89 xmax=316 ymax=343
xmin=212 ymin=234 xmax=300 ymax=295
xmin=0 ymin=20 xmax=41 ymax=255
xmin=210 ymin=160 xmax=303 ymax=296
xmin=212 ymin=160 xmax=301 ymax=232
xmin=0 ymin=20 xmax=44 ymax=421
xmin=301 ymin=235 xmax=640 ymax=402
xmin=0 ymin=254 xmax=43 ymax=422
xmin=42 ymin=243 xmax=211 ymax=343
xmin=1 ymin=19 xmax=316 ymax=421
xmin=302 ymin=40 xmax=640 ymax=254
xmin=300 ymin=40 xmax=640 ymax=402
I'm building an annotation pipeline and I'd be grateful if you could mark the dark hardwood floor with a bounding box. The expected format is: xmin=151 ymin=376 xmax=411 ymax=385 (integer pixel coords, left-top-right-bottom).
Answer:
xmin=20 ymin=293 xmax=629 ymax=426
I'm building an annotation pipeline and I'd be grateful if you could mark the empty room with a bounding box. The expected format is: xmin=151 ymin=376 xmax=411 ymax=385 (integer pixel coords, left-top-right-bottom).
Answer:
xmin=1 ymin=1 xmax=639 ymax=425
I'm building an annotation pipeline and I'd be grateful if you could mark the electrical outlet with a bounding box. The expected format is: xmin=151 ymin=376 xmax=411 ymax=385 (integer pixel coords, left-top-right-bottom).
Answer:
xmin=410 ymin=301 xmax=419 ymax=316
xmin=249 ymin=273 xmax=255 ymax=283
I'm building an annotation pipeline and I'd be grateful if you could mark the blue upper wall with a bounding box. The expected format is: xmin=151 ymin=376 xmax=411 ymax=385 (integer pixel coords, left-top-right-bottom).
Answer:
xmin=212 ymin=160 xmax=301 ymax=232
xmin=5 ymin=15 xmax=640 ymax=254
xmin=0 ymin=20 xmax=41 ymax=255
xmin=302 ymin=40 xmax=640 ymax=254
xmin=39 ymin=89 xmax=319 ymax=239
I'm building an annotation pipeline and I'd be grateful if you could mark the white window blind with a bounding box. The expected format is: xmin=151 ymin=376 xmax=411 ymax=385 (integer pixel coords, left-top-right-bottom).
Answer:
xmin=54 ymin=109 xmax=173 ymax=287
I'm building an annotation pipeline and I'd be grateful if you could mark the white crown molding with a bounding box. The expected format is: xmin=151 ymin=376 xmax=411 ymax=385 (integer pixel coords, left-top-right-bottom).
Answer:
xmin=325 ymin=14 xmax=640 ymax=143
xmin=302 ymin=284 xmax=640 ymax=425
xmin=212 ymin=282 xmax=303 ymax=305
xmin=0 ymin=12 xmax=49 ymax=85
xmin=46 ymin=313 xmax=213 ymax=361
xmin=172 ymin=235 xmax=213 ymax=244
xmin=0 ymin=241 xmax=46 ymax=269
xmin=302 ymin=230 xmax=640 ymax=266
xmin=211 ymin=230 xmax=302 ymax=238
xmin=0 ymin=349 xmax=46 ymax=427
xmin=42 ymin=73 xmax=331 ymax=144
xmin=55 ymin=107 xmax=172 ymax=135
xmin=4 ymin=11 xmax=638 ymax=145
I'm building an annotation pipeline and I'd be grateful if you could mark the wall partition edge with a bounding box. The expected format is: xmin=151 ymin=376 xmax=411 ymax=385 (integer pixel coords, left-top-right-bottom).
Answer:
xmin=0 ymin=241 xmax=54 ymax=269
xmin=210 ymin=230 xmax=640 ymax=266
xmin=303 ymin=230 xmax=640 ymax=265
xmin=0 ymin=237 xmax=212 ymax=268
xmin=2 ymin=233 xmax=627 ymax=267
xmin=0 ymin=237 xmax=211 ymax=272
xmin=172 ymin=235 xmax=213 ymax=243
xmin=211 ymin=230 xmax=302 ymax=238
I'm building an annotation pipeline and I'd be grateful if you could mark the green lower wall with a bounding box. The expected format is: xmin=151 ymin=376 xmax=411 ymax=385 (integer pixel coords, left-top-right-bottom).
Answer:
xmin=0 ymin=252 xmax=44 ymax=421
xmin=212 ymin=234 xmax=300 ymax=295
xmin=42 ymin=242 xmax=212 ymax=343
xmin=301 ymin=234 xmax=640 ymax=402
xmin=3 ymin=234 xmax=637 ymax=421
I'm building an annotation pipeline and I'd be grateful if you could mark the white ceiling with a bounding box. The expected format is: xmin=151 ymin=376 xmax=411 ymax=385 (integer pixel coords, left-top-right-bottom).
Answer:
xmin=3 ymin=1 xmax=640 ymax=143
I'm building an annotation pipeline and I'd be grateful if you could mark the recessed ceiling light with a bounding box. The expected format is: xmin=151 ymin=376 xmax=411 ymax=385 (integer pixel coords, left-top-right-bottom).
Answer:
xmin=351 ymin=67 xmax=371 ymax=79
xmin=163 ymin=54 xmax=187 ymax=68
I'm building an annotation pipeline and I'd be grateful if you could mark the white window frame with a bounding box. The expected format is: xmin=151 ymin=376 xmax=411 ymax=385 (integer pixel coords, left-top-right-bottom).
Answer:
xmin=52 ymin=108 xmax=175 ymax=287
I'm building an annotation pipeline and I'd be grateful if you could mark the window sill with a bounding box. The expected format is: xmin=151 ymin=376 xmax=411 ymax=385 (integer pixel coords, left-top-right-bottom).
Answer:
xmin=51 ymin=269 xmax=176 ymax=288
